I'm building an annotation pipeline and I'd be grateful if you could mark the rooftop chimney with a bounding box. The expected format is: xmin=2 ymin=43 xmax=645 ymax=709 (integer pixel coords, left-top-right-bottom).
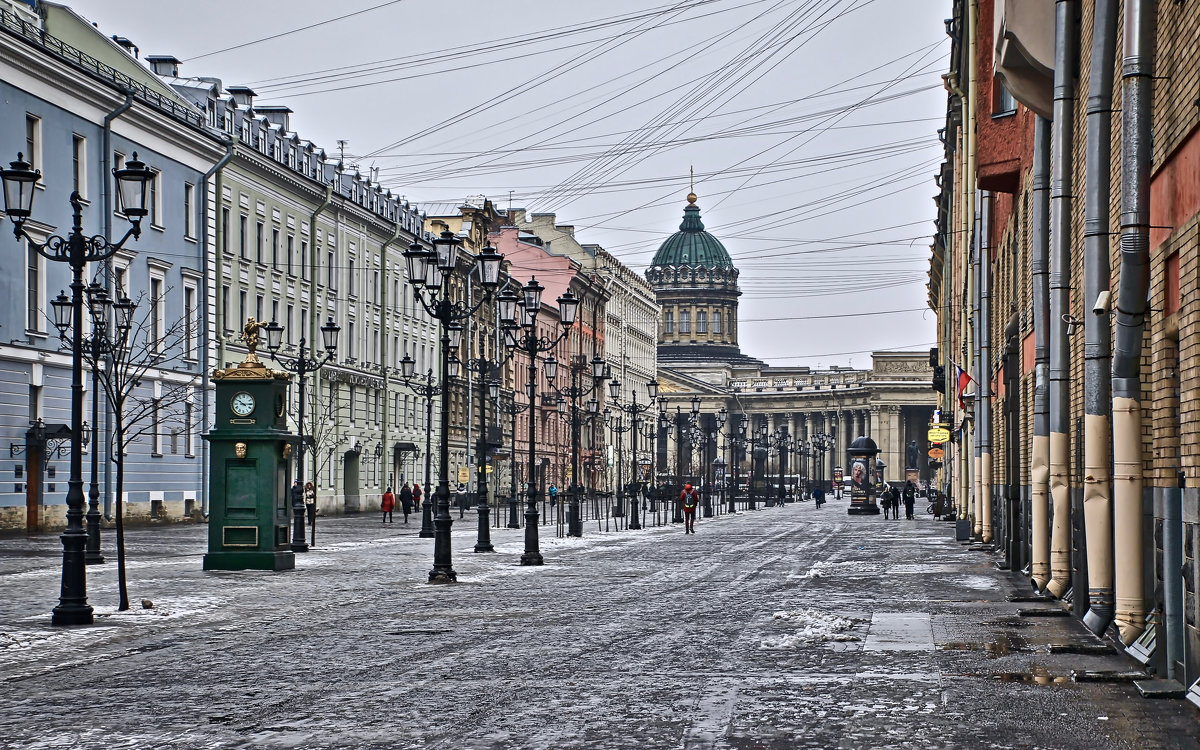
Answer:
xmin=145 ymin=55 xmax=180 ymax=77
xmin=255 ymin=105 xmax=293 ymax=132
xmin=111 ymin=36 xmax=138 ymax=58
xmin=227 ymin=86 xmax=256 ymax=110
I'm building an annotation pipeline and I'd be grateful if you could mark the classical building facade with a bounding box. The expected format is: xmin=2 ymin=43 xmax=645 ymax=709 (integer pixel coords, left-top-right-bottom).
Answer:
xmin=647 ymin=193 xmax=937 ymax=493
xmin=0 ymin=1 xmax=224 ymax=530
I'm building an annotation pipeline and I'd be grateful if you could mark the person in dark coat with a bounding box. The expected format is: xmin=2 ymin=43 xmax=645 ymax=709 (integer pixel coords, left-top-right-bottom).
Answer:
xmin=399 ymin=483 xmax=414 ymax=523
xmin=381 ymin=487 xmax=395 ymax=524
xmin=903 ymin=481 xmax=917 ymax=520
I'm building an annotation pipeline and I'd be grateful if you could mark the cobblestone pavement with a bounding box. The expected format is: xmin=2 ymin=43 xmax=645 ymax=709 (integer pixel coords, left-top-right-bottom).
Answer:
xmin=2 ymin=503 xmax=1199 ymax=749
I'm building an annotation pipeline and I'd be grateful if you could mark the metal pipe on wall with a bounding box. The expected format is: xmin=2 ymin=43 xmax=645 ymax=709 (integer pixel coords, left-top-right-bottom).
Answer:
xmin=1030 ymin=116 xmax=1052 ymax=592
xmin=1111 ymin=0 xmax=1156 ymax=645
xmin=1081 ymin=0 xmax=1119 ymax=636
xmin=1046 ymin=0 xmax=1077 ymax=599
xmin=972 ymin=192 xmax=982 ymax=539
xmin=979 ymin=191 xmax=993 ymax=543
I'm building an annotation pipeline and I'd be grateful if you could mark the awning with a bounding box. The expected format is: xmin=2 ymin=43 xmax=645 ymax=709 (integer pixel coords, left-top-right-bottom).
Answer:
xmin=393 ymin=442 xmax=419 ymax=455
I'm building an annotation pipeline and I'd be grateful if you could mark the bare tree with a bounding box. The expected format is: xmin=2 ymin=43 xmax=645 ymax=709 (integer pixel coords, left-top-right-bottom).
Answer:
xmin=81 ymin=286 xmax=197 ymax=611
xmin=295 ymin=377 xmax=340 ymax=545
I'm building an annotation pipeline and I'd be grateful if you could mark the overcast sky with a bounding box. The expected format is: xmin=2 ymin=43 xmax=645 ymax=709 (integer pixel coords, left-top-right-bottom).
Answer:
xmin=65 ymin=0 xmax=947 ymax=370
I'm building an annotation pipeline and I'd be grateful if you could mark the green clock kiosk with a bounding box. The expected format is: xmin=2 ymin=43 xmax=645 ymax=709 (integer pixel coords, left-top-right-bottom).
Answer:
xmin=203 ymin=319 xmax=296 ymax=571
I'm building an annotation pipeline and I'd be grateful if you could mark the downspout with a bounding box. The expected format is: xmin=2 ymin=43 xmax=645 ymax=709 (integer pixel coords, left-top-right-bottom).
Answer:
xmin=199 ymin=136 xmax=236 ymax=519
xmin=1030 ymin=116 xmax=1052 ymax=592
xmin=972 ymin=192 xmax=983 ymax=539
xmin=961 ymin=0 xmax=978 ymax=524
xmin=1112 ymin=0 xmax=1155 ymax=644
xmin=100 ymin=92 xmax=134 ymax=521
xmin=1081 ymin=0 xmax=1119 ymax=635
xmin=379 ymin=219 xmax=404 ymax=489
xmin=1045 ymin=0 xmax=1077 ymax=599
xmin=978 ymin=191 xmax=992 ymax=543
xmin=308 ymin=185 xmax=334 ymax=509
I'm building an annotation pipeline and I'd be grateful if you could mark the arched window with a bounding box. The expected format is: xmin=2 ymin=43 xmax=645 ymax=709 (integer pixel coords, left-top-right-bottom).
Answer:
xmin=665 ymin=310 xmax=674 ymax=334
xmin=712 ymin=310 xmax=722 ymax=333
xmin=697 ymin=311 xmax=707 ymax=333
xmin=680 ymin=310 xmax=691 ymax=334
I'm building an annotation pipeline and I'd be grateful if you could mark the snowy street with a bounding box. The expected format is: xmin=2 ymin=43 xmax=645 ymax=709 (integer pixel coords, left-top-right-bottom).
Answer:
xmin=1 ymin=503 xmax=1197 ymax=749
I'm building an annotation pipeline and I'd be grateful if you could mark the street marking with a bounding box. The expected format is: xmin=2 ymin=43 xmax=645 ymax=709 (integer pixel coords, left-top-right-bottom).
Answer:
xmin=863 ymin=612 xmax=934 ymax=651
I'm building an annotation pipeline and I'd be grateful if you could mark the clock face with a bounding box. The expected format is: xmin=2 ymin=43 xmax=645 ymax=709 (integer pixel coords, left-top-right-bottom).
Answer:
xmin=231 ymin=392 xmax=256 ymax=417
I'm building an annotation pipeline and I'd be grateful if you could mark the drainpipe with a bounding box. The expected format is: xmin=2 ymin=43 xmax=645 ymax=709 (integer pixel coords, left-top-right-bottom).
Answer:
xmin=1112 ymin=0 xmax=1155 ymax=645
xmin=972 ymin=193 xmax=983 ymax=539
xmin=100 ymin=92 xmax=134 ymax=521
xmin=978 ymin=191 xmax=992 ymax=543
xmin=1081 ymin=0 xmax=1119 ymax=635
xmin=962 ymin=0 xmax=978 ymax=525
xmin=198 ymin=136 xmax=236 ymax=519
xmin=1030 ymin=116 xmax=1052 ymax=592
xmin=308 ymin=185 xmax=334 ymax=510
xmin=1045 ymin=0 xmax=1077 ymax=599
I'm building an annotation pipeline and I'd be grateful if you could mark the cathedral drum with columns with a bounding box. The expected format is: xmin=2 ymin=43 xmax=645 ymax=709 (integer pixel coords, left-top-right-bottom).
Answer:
xmin=645 ymin=192 xmax=938 ymax=504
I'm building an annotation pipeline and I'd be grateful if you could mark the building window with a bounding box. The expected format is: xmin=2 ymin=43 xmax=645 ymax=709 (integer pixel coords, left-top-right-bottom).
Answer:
xmin=286 ymin=235 xmax=294 ymax=276
xmin=112 ymin=153 xmax=125 ymax=213
xmin=72 ymin=135 xmax=86 ymax=197
xmin=993 ymin=76 xmax=1017 ymax=117
xmin=348 ymin=259 xmax=356 ymax=298
xmin=664 ymin=311 xmax=674 ymax=334
xmin=148 ymin=170 xmax=161 ymax=227
xmin=185 ymin=388 xmax=196 ymax=457
xmin=256 ymin=221 xmax=265 ymax=264
xmin=301 ymin=309 xmax=309 ymax=344
xmin=327 ymin=250 xmax=336 ymax=288
xmin=25 ymin=114 xmax=40 ymax=170
xmin=300 ymin=240 xmax=309 ymax=280
xmin=239 ymin=290 xmax=247 ymax=327
xmin=26 ymin=243 xmax=42 ymax=333
xmin=680 ymin=310 xmax=690 ymax=334
xmin=239 ymin=215 xmax=248 ymax=258
xmin=184 ymin=285 xmax=197 ymax=360
xmin=697 ymin=310 xmax=707 ymax=334
xmin=349 ymin=384 xmax=357 ymax=426
xmin=183 ymin=183 xmax=195 ymax=238
xmin=150 ymin=276 xmax=165 ymax=351
xmin=221 ymin=284 xmax=231 ymax=332
xmin=286 ymin=304 xmax=294 ymax=345
xmin=272 ymin=228 xmax=280 ymax=270
xmin=256 ymin=294 xmax=264 ymax=322
xmin=221 ymin=208 xmax=231 ymax=255
xmin=712 ymin=310 xmax=721 ymax=334
xmin=151 ymin=395 xmax=162 ymax=456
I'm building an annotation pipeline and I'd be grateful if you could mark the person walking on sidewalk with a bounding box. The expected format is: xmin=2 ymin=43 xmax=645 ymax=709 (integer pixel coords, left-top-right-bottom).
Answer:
xmin=681 ymin=483 xmax=700 ymax=533
xmin=549 ymin=483 xmax=558 ymax=507
xmin=399 ymin=482 xmax=414 ymax=524
xmin=381 ymin=487 xmax=395 ymax=524
xmin=881 ymin=485 xmax=895 ymax=519
xmin=903 ymin=481 xmax=916 ymax=520
xmin=413 ymin=482 xmax=423 ymax=515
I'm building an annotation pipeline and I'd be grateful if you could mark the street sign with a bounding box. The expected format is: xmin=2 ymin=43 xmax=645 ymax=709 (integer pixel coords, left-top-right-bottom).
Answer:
xmin=927 ymin=427 xmax=951 ymax=444
xmin=928 ymin=447 xmax=945 ymax=459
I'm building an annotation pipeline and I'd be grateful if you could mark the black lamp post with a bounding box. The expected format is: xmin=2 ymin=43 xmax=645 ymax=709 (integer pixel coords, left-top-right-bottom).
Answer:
xmin=264 ymin=317 xmax=340 ymax=552
xmin=460 ymin=346 xmax=506 ymax=553
xmin=811 ymin=431 xmax=834 ymax=497
xmin=796 ymin=439 xmax=813 ymax=498
xmin=397 ymin=358 xmax=440 ymax=539
xmin=402 ymin=231 xmax=503 ymax=583
xmin=686 ymin=405 xmax=725 ymax=518
xmin=726 ymin=417 xmax=747 ymax=513
xmin=606 ymin=378 xmax=657 ymax=530
xmin=761 ymin=425 xmax=791 ymax=507
xmin=3 ymin=151 xmax=152 ymax=625
xmin=80 ymin=283 xmax=138 ymax=565
xmin=547 ymin=352 xmax=606 ymax=537
xmin=497 ymin=278 xmax=578 ymax=564
xmin=496 ymin=392 xmax=524 ymax=528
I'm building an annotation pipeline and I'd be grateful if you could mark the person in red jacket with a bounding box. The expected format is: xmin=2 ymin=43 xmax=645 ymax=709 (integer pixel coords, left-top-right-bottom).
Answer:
xmin=681 ymin=483 xmax=700 ymax=534
xmin=381 ymin=487 xmax=395 ymax=524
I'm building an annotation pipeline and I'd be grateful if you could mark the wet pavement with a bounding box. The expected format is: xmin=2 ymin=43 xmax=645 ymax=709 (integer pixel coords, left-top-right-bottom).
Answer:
xmin=2 ymin=502 xmax=1199 ymax=749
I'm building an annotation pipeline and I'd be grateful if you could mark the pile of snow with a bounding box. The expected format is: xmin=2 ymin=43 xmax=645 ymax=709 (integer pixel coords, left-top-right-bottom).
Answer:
xmin=761 ymin=609 xmax=861 ymax=649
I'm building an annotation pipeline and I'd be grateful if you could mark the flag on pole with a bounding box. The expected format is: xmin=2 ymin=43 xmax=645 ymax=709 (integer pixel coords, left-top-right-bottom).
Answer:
xmin=952 ymin=361 xmax=974 ymax=410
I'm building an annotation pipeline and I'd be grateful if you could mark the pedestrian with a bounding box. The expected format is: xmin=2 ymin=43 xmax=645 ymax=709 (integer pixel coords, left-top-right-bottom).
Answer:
xmin=456 ymin=483 xmax=467 ymax=514
xmin=681 ymin=482 xmax=700 ymax=533
xmin=412 ymin=482 xmax=423 ymax=515
xmin=291 ymin=479 xmax=304 ymax=517
xmin=399 ymin=482 xmax=414 ymax=523
xmin=549 ymin=483 xmax=558 ymax=507
xmin=880 ymin=485 xmax=893 ymax=519
xmin=813 ymin=485 xmax=824 ymax=508
xmin=304 ymin=481 xmax=316 ymax=525
xmin=381 ymin=486 xmax=395 ymax=524
xmin=903 ymin=480 xmax=916 ymax=520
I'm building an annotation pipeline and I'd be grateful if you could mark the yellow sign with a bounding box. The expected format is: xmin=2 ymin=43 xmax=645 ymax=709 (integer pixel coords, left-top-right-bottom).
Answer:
xmin=928 ymin=447 xmax=945 ymax=459
xmin=457 ymin=467 xmax=470 ymax=484
xmin=486 ymin=465 xmax=493 ymax=474
xmin=927 ymin=427 xmax=951 ymax=444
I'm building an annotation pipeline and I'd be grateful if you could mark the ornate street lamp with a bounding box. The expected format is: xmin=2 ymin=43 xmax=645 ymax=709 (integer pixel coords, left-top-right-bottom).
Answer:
xmin=547 ymin=351 xmax=607 ymax=536
xmin=500 ymin=277 xmax=577 ymax=564
xmin=397 ymin=350 xmax=441 ymax=540
xmin=3 ymin=151 xmax=152 ymax=625
xmin=607 ymin=378 xmax=657 ymax=529
xmin=265 ymin=317 xmax=340 ymax=551
xmin=403 ymin=231 xmax=502 ymax=582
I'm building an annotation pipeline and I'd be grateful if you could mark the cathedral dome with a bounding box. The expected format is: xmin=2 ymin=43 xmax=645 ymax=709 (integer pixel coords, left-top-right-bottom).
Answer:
xmin=650 ymin=194 xmax=734 ymax=269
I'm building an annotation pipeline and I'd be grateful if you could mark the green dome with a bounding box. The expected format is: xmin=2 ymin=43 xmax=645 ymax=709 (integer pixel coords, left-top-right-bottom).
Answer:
xmin=650 ymin=196 xmax=734 ymax=269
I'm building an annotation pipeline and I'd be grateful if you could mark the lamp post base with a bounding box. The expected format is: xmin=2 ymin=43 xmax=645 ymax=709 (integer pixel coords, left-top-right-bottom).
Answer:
xmin=507 ymin=498 xmax=521 ymax=528
xmin=419 ymin=500 xmax=435 ymax=539
xmin=520 ymin=552 xmax=544 ymax=566
xmin=474 ymin=502 xmax=494 ymax=553
xmin=428 ymin=567 xmax=458 ymax=583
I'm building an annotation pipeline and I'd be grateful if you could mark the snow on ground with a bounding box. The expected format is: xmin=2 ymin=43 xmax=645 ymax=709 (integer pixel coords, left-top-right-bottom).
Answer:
xmin=761 ymin=608 xmax=863 ymax=648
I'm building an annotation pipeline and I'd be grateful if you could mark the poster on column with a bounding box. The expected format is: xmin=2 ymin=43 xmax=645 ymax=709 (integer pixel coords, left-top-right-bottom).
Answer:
xmin=849 ymin=458 xmax=869 ymax=508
